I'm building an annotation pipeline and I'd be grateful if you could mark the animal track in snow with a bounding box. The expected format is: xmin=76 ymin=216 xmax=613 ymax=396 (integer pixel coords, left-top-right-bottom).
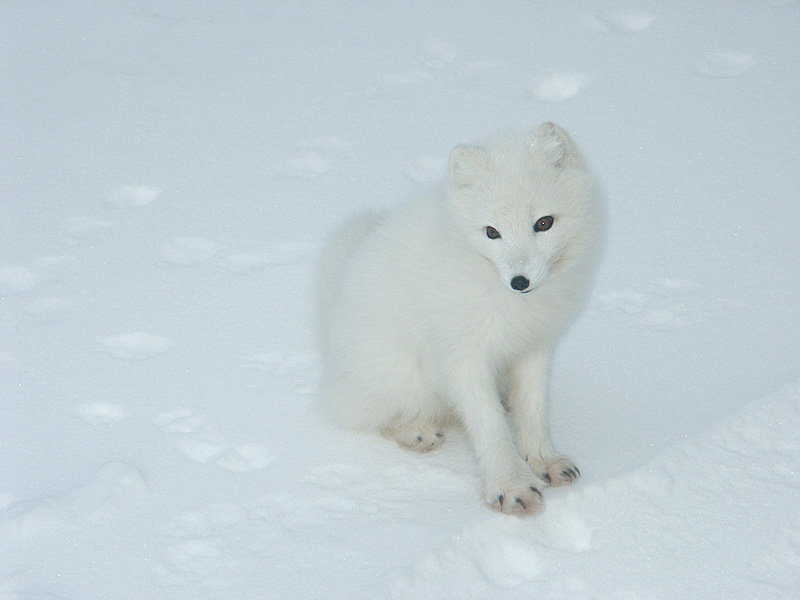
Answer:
xmin=101 ymin=332 xmax=173 ymax=359
xmin=154 ymin=409 xmax=273 ymax=472
xmin=403 ymin=155 xmax=446 ymax=184
xmin=160 ymin=237 xmax=223 ymax=265
xmin=528 ymin=73 xmax=590 ymax=103
xmin=594 ymin=278 xmax=696 ymax=329
xmin=0 ymin=266 xmax=39 ymax=293
xmin=22 ymin=255 xmax=79 ymax=290
xmin=74 ymin=402 xmax=128 ymax=424
xmin=63 ymin=216 xmax=116 ymax=233
xmin=175 ymin=436 xmax=272 ymax=472
xmin=153 ymin=504 xmax=247 ymax=589
xmin=156 ymin=536 xmax=231 ymax=588
xmin=378 ymin=36 xmax=458 ymax=90
xmin=242 ymin=350 xmax=317 ymax=377
xmin=222 ymin=251 xmax=278 ymax=270
xmin=22 ymin=296 xmax=76 ymax=321
xmin=36 ymin=253 xmax=79 ymax=272
xmin=587 ymin=12 xmax=657 ymax=33
xmin=638 ymin=303 xmax=690 ymax=328
xmin=303 ymin=463 xmax=370 ymax=488
xmin=253 ymin=490 xmax=368 ymax=533
xmin=693 ymin=52 xmax=755 ymax=77
xmin=243 ymin=351 xmax=319 ymax=396
xmin=223 ymin=241 xmax=315 ymax=270
xmin=416 ymin=37 xmax=457 ymax=69
xmin=214 ymin=444 xmax=274 ymax=473
xmin=275 ymin=136 xmax=353 ymax=179
xmin=594 ymin=277 xmax=752 ymax=329
xmin=392 ymin=520 xmax=544 ymax=596
xmin=273 ymin=152 xmax=331 ymax=178
xmin=298 ymin=136 xmax=354 ymax=152
xmin=268 ymin=460 xmax=469 ymax=526
xmin=454 ymin=60 xmax=509 ymax=82
xmin=382 ymin=70 xmax=434 ymax=86
xmin=393 ymin=503 xmax=590 ymax=597
xmin=153 ymin=408 xmax=203 ymax=433
xmin=0 ymin=351 xmax=18 ymax=372
xmin=175 ymin=435 xmax=227 ymax=464
xmin=107 ymin=185 xmax=161 ymax=207
xmin=596 ymin=289 xmax=649 ymax=314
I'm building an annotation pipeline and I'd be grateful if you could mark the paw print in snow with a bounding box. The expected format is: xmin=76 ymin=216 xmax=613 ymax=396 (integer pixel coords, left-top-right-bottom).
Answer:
xmin=101 ymin=332 xmax=173 ymax=359
xmin=693 ymin=52 xmax=754 ymax=77
xmin=154 ymin=409 xmax=273 ymax=472
xmin=214 ymin=444 xmax=273 ymax=473
xmin=153 ymin=408 xmax=203 ymax=433
xmin=223 ymin=241 xmax=315 ymax=270
xmin=63 ymin=216 xmax=115 ymax=233
xmin=416 ymin=37 xmax=456 ymax=70
xmin=403 ymin=155 xmax=447 ymax=185
xmin=0 ymin=266 xmax=40 ymax=294
xmin=153 ymin=504 xmax=246 ymax=589
xmin=242 ymin=350 xmax=317 ymax=377
xmin=298 ymin=136 xmax=354 ymax=153
xmin=107 ymin=185 xmax=161 ymax=207
xmin=587 ymin=12 xmax=657 ymax=33
xmin=23 ymin=296 xmax=76 ymax=321
xmin=528 ymin=73 xmax=590 ymax=103
xmin=176 ymin=435 xmax=272 ymax=472
xmin=273 ymin=152 xmax=331 ymax=178
xmin=74 ymin=402 xmax=128 ymax=424
xmin=160 ymin=237 xmax=223 ymax=265
xmin=594 ymin=278 xmax=696 ymax=329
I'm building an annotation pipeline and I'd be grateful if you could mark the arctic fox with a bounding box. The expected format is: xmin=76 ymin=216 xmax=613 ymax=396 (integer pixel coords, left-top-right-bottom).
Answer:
xmin=315 ymin=123 xmax=602 ymax=515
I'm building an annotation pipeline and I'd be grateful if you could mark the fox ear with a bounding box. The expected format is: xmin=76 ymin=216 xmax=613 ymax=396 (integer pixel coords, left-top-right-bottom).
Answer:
xmin=449 ymin=144 xmax=490 ymax=187
xmin=532 ymin=122 xmax=583 ymax=169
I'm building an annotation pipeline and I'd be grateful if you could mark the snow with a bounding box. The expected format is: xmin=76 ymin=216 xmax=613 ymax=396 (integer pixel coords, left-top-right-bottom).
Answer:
xmin=107 ymin=185 xmax=163 ymax=208
xmin=528 ymin=73 xmax=591 ymax=103
xmin=1 ymin=1 xmax=799 ymax=598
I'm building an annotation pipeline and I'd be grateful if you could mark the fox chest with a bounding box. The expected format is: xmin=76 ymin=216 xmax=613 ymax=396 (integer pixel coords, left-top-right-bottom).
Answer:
xmin=414 ymin=298 xmax=545 ymax=369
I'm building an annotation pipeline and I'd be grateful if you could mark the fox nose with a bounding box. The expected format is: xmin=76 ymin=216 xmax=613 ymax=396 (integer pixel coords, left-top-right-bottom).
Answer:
xmin=510 ymin=275 xmax=530 ymax=291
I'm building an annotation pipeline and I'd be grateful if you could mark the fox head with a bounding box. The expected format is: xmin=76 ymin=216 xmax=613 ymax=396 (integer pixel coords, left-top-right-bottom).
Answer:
xmin=446 ymin=122 xmax=600 ymax=295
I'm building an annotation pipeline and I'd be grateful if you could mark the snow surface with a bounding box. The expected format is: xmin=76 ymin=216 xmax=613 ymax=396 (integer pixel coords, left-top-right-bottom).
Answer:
xmin=2 ymin=1 xmax=799 ymax=598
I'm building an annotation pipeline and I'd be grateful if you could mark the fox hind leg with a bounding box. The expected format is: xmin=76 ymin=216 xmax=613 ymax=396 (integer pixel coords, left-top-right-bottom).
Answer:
xmin=382 ymin=421 xmax=445 ymax=453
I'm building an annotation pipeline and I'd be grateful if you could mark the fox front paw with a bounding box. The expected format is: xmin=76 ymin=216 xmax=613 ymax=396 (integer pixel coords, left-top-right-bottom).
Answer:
xmin=484 ymin=474 xmax=546 ymax=516
xmin=526 ymin=455 xmax=581 ymax=487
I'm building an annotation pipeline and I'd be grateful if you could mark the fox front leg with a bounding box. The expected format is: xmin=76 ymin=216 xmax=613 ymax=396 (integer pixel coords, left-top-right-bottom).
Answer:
xmin=447 ymin=360 xmax=547 ymax=515
xmin=508 ymin=349 xmax=581 ymax=487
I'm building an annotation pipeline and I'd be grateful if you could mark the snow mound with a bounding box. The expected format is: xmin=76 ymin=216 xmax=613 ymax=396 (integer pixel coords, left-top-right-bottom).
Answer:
xmin=1 ymin=463 xmax=150 ymax=541
xmin=392 ymin=519 xmax=544 ymax=599
xmin=393 ymin=384 xmax=800 ymax=597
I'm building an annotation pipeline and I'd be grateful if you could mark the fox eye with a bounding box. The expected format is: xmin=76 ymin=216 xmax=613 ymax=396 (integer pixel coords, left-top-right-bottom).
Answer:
xmin=534 ymin=216 xmax=554 ymax=232
xmin=485 ymin=226 xmax=501 ymax=239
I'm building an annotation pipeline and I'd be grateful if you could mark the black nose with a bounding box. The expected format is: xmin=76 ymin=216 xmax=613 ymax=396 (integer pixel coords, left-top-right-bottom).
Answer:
xmin=510 ymin=275 xmax=530 ymax=291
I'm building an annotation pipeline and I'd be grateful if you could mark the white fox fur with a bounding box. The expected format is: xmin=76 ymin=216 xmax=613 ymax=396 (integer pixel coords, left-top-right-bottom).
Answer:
xmin=315 ymin=123 xmax=602 ymax=515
